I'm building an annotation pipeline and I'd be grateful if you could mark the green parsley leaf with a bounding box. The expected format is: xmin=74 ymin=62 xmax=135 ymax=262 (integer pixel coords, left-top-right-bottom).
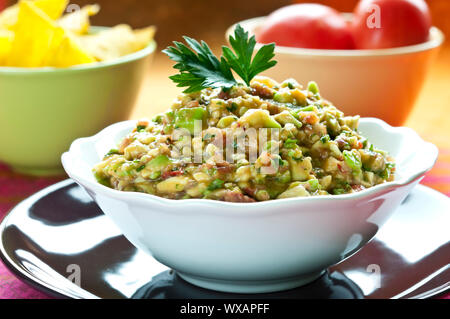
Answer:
xmin=163 ymin=37 xmax=236 ymax=93
xmin=222 ymin=24 xmax=277 ymax=85
xmin=163 ymin=24 xmax=277 ymax=92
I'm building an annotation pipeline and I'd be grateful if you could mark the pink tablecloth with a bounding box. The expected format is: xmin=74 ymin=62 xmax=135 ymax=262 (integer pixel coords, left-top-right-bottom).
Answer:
xmin=0 ymin=163 xmax=63 ymax=298
xmin=1 ymin=156 xmax=449 ymax=299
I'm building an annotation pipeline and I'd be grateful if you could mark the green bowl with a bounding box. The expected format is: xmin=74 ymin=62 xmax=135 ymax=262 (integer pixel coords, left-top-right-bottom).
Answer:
xmin=0 ymin=34 xmax=156 ymax=176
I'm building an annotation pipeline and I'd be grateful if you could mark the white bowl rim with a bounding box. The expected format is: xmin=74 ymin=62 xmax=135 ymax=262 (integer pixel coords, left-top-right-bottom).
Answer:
xmin=62 ymin=117 xmax=439 ymax=209
xmin=226 ymin=17 xmax=445 ymax=58
xmin=0 ymin=26 xmax=157 ymax=74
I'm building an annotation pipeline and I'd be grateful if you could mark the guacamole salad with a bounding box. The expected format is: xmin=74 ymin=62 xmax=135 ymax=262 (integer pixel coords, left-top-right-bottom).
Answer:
xmin=93 ymin=25 xmax=395 ymax=202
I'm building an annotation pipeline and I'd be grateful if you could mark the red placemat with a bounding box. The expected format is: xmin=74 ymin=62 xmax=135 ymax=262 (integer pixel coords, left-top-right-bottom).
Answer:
xmin=1 ymin=153 xmax=449 ymax=299
xmin=0 ymin=162 xmax=64 ymax=299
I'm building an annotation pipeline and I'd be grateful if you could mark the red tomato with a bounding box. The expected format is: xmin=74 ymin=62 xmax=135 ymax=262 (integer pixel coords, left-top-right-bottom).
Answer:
xmin=352 ymin=0 xmax=432 ymax=49
xmin=256 ymin=4 xmax=355 ymax=50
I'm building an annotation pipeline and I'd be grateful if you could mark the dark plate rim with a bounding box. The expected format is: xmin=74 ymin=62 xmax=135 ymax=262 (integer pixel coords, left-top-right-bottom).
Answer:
xmin=0 ymin=180 xmax=448 ymax=299
xmin=0 ymin=180 xmax=88 ymax=299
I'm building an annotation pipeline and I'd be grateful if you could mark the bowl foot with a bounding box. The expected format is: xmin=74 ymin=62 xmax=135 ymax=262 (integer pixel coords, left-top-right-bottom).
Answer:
xmin=177 ymin=270 xmax=326 ymax=294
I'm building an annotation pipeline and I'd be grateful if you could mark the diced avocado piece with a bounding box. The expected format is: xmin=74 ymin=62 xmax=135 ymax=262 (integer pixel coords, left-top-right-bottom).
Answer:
xmin=207 ymin=179 xmax=225 ymax=191
xmin=333 ymin=188 xmax=346 ymax=195
xmin=296 ymin=106 xmax=315 ymax=113
xmin=342 ymin=116 xmax=360 ymax=131
xmin=149 ymin=155 xmax=171 ymax=171
xmin=283 ymin=138 xmax=298 ymax=149
xmin=280 ymin=78 xmax=300 ymax=89
xmin=275 ymin=170 xmax=291 ymax=184
xmin=287 ymin=156 xmax=312 ymax=181
xmin=320 ymin=135 xmax=330 ymax=144
xmin=274 ymin=111 xmax=303 ymax=128
xmin=94 ymin=172 xmax=111 ymax=187
xmin=306 ymin=178 xmax=320 ymax=192
xmin=255 ymin=190 xmax=270 ymax=201
xmin=174 ymin=107 xmax=206 ymax=135
xmin=238 ymin=109 xmax=281 ymax=129
xmin=157 ymin=176 xmax=190 ymax=193
xmin=343 ymin=150 xmax=362 ymax=176
xmin=217 ymin=116 xmax=238 ymax=128
xmin=325 ymin=115 xmax=341 ymax=137
xmin=360 ymin=150 xmax=386 ymax=174
xmin=105 ymin=149 xmax=120 ymax=157
xmin=277 ymin=184 xmax=310 ymax=199
xmin=307 ymin=81 xmax=320 ymax=95
xmin=273 ymin=91 xmax=293 ymax=103
xmin=153 ymin=114 xmax=164 ymax=123
xmin=150 ymin=171 xmax=161 ymax=180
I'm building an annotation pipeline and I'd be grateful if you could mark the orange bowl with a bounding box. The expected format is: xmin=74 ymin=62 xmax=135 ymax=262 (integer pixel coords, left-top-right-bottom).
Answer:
xmin=226 ymin=17 xmax=444 ymax=126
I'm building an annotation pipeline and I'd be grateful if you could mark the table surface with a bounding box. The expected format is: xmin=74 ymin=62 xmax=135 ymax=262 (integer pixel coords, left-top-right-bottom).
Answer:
xmin=0 ymin=45 xmax=449 ymax=299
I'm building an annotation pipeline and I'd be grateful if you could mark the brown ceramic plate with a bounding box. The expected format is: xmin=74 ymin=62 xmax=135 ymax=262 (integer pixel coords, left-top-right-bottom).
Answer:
xmin=0 ymin=180 xmax=449 ymax=299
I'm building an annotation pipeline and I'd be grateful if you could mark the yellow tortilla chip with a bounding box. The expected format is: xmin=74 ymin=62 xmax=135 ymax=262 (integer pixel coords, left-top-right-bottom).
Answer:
xmin=46 ymin=34 xmax=96 ymax=67
xmin=6 ymin=1 xmax=58 ymax=67
xmin=34 ymin=0 xmax=68 ymax=19
xmin=41 ymin=25 xmax=65 ymax=65
xmin=0 ymin=0 xmax=67 ymax=30
xmin=1 ymin=1 xmax=155 ymax=67
xmin=0 ymin=30 xmax=14 ymax=64
xmin=75 ymin=24 xmax=155 ymax=61
xmin=58 ymin=4 xmax=99 ymax=35
xmin=133 ymin=26 xmax=156 ymax=48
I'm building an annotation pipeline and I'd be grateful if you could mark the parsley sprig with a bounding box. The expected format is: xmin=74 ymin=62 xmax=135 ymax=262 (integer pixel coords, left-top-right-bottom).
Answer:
xmin=163 ymin=25 xmax=277 ymax=93
xmin=223 ymin=25 xmax=277 ymax=86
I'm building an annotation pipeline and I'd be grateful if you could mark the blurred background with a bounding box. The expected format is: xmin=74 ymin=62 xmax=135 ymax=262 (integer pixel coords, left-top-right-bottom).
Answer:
xmin=5 ymin=0 xmax=449 ymax=49
xmin=35 ymin=0 xmax=446 ymax=144
xmin=2 ymin=0 xmax=449 ymax=145
xmin=4 ymin=0 xmax=448 ymax=145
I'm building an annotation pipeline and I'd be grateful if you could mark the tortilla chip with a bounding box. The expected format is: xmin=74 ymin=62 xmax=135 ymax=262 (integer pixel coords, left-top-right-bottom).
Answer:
xmin=34 ymin=0 xmax=68 ymax=20
xmin=1 ymin=1 xmax=155 ymax=67
xmin=58 ymin=4 xmax=99 ymax=35
xmin=46 ymin=33 xmax=96 ymax=67
xmin=41 ymin=25 xmax=65 ymax=65
xmin=0 ymin=0 xmax=68 ymax=30
xmin=6 ymin=1 xmax=58 ymax=67
xmin=133 ymin=26 xmax=156 ymax=48
xmin=75 ymin=24 xmax=155 ymax=61
xmin=0 ymin=30 xmax=14 ymax=64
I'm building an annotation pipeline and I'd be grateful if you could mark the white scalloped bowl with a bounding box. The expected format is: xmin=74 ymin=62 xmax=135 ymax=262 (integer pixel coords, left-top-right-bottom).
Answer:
xmin=61 ymin=118 xmax=438 ymax=293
